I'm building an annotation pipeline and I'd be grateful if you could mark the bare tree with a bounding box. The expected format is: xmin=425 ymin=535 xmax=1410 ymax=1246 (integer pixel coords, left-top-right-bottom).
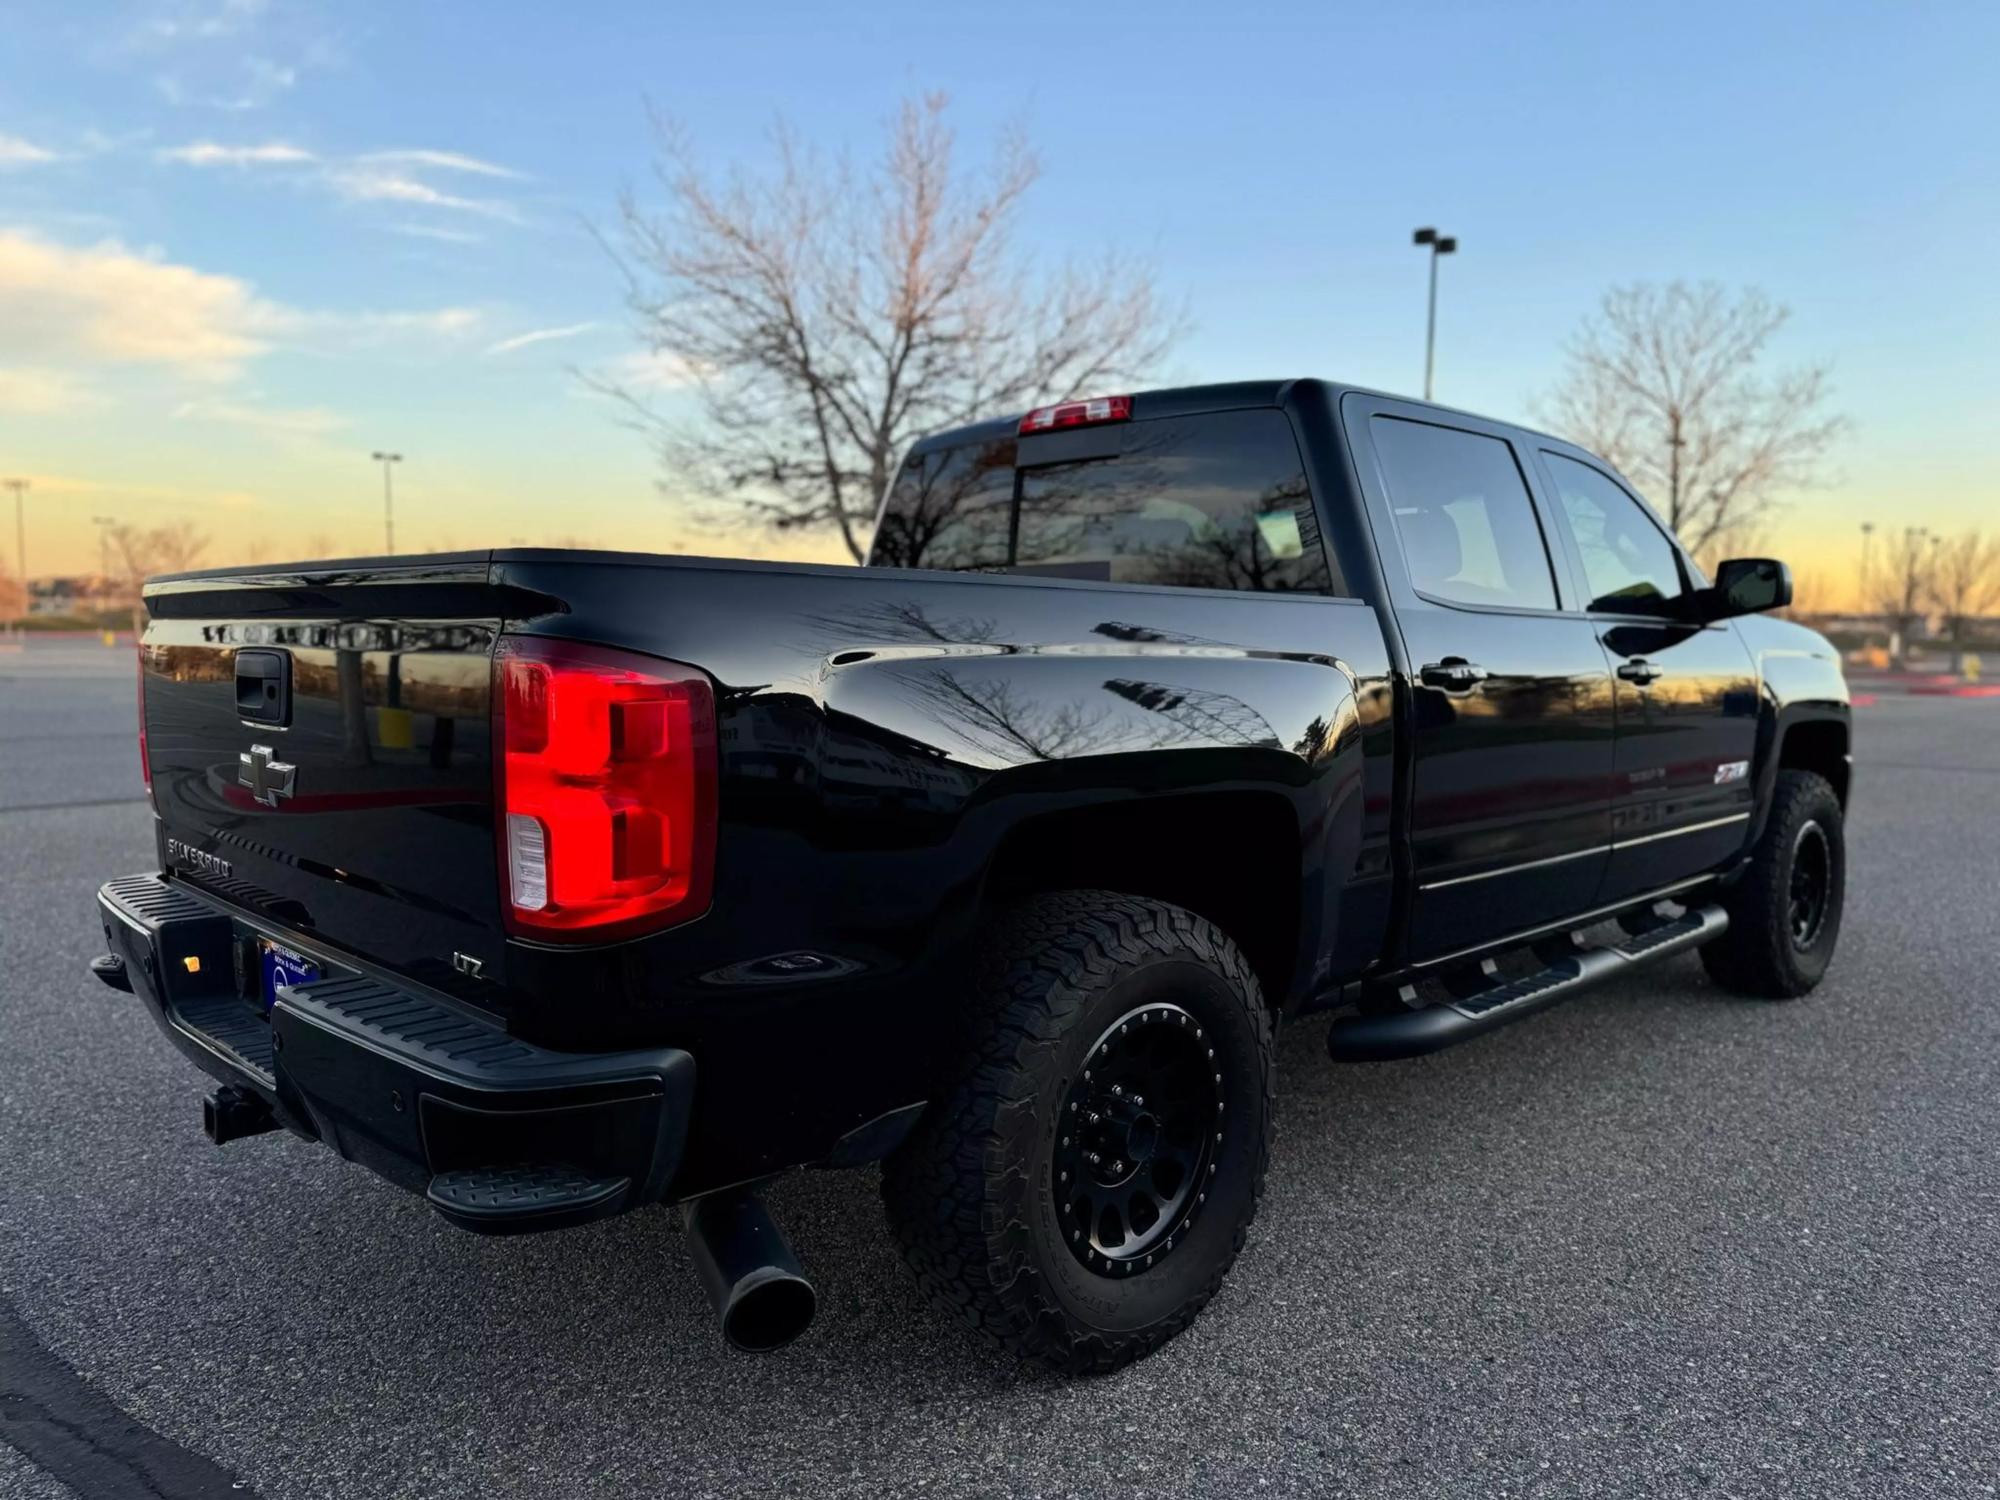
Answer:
xmin=905 ymin=670 xmax=1125 ymax=765
xmin=1868 ymin=526 xmax=1938 ymax=662
xmin=1540 ymin=283 xmax=1846 ymax=556
xmin=605 ymin=92 xmax=1181 ymax=562
xmin=1930 ymin=529 xmax=2000 ymax=645
xmin=106 ymin=521 xmax=209 ymax=630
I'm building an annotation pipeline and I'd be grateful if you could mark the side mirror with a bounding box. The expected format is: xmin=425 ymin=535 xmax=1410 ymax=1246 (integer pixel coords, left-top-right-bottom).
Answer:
xmin=1696 ymin=557 xmax=1792 ymax=622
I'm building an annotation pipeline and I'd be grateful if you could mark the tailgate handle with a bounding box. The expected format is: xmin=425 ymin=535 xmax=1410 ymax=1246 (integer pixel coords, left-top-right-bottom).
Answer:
xmin=235 ymin=650 xmax=292 ymax=726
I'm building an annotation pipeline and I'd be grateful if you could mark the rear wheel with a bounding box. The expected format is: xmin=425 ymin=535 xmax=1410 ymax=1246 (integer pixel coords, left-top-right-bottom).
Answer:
xmin=1700 ymin=770 xmax=1845 ymax=998
xmin=882 ymin=891 xmax=1274 ymax=1374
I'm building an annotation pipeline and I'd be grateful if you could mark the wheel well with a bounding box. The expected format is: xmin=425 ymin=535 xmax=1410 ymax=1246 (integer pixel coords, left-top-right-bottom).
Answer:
xmin=1779 ymin=718 xmax=1850 ymax=806
xmin=981 ymin=792 xmax=1303 ymax=1007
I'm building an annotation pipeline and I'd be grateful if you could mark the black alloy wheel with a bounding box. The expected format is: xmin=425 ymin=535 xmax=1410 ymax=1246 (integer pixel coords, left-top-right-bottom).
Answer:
xmin=1788 ymin=820 xmax=1832 ymax=950
xmin=1053 ymin=1002 xmax=1221 ymax=1276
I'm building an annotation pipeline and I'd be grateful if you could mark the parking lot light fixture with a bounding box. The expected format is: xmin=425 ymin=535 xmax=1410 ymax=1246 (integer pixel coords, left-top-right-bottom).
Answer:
xmin=1412 ymin=228 xmax=1458 ymax=400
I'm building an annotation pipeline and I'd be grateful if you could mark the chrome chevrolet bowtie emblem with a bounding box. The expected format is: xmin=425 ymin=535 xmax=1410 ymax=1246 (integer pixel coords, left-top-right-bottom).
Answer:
xmin=238 ymin=744 xmax=297 ymax=807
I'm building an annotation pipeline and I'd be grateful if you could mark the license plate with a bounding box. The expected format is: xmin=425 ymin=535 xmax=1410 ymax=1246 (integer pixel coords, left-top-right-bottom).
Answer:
xmin=260 ymin=941 xmax=318 ymax=1009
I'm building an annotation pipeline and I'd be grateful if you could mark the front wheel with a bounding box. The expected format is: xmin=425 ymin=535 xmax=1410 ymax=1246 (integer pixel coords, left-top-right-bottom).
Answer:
xmin=1701 ymin=769 xmax=1846 ymax=999
xmin=882 ymin=891 xmax=1275 ymax=1374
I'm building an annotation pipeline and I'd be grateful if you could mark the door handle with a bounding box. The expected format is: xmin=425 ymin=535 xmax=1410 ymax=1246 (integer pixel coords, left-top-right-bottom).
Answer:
xmin=1617 ymin=658 xmax=1663 ymax=686
xmin=1420 ymin=658 xmax=1489 ymax=691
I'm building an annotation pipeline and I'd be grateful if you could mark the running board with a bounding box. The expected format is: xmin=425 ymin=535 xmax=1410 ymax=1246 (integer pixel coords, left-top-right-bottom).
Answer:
xmin=1326 ymin=904 xmax=1729 ymax=1062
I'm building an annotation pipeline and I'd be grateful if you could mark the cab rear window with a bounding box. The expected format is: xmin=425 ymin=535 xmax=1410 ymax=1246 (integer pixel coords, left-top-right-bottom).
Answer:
xmin=870 ymin=409 xmax=1338 ymax=595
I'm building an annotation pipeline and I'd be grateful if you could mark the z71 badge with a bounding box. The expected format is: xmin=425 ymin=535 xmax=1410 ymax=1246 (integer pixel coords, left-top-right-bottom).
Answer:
xmin=1714 ymin=760 xmax=1750 ymax=785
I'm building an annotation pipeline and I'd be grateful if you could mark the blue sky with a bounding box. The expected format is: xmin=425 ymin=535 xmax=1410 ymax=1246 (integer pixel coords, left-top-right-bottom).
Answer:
xmin=2 ymin=0 xmax=1994 ymax=597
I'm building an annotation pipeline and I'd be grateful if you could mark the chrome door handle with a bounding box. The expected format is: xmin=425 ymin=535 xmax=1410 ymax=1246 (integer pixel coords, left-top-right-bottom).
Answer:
xmin=1617 ymin=658 xmax=1663 ymax=685
xmin=1421 ymin=659 xmax=1489 ymax=690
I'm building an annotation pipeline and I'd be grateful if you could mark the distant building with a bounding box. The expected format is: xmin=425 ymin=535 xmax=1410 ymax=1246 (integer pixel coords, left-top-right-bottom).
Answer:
xmin=26 ymin=576 xmax=129 ymax=616
xmin=1796 ymin=610 xmax=1943 ymax=638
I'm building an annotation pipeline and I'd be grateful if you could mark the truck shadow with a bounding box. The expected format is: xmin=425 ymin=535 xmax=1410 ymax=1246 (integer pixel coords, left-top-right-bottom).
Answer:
xmin=208 ymin=959 xmax=1741 ymax=1392
xmin=74 ymin=951 xmax=1854 ymax=1495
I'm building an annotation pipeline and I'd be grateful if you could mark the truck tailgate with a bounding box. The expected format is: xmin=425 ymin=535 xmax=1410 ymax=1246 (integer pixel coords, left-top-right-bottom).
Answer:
xmin=140 ymin=556 xmax=513 ymax=987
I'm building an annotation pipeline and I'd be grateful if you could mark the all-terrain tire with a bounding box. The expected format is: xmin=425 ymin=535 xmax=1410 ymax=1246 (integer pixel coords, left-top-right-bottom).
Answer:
xmin=881 ymin=891 xmax=1275 ymax=1374
xmin=1700 ymin=769 xmax=1846 ymax=999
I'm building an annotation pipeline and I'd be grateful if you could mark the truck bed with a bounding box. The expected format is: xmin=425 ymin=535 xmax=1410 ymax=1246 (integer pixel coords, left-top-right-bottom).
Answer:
xmin=138 ymin=547 xmax=1396 ymax=1189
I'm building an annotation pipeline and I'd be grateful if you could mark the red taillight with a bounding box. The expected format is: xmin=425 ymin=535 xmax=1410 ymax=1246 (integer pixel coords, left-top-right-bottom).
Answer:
xmin=1018 ymin=395 xmax=1132 ymax=434
xmin=493 ymin=637 xmax=717 ymax=942
xmin=137 ymin=646 xmax=153 ymax=805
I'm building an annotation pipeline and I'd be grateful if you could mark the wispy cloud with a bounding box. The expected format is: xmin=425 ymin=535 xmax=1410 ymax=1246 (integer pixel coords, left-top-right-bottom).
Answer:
xmin=158 ymin=140 xmax=314 ymax=166
xmin=282 ymin=305 xmax=484 ymax=345
xmin=0 ymin=368 xmax=102 ymax=414
xmin=0 ymin=133 xmax=58 ymax=167
xmin=123 ymin=0 xmax=341 ymax=112
xmin=131 ymin=0 xmax=271 ymax=47
xmin=173 ymin=397 xmax=347 ymax=434
xmin=14 ymin=472 xmax=268 ymax=533
xmin=390 ymin=223 xmax=483 ymax=245
xmin=486 ymin=322 xmax=598 ymax=357
xmin=153 ymin=138 xmax=526 ymax=225
xmin=156 ymin=55 xmax=298 ymax=112
xmin=361 ymin=149 xmax=522 ymax=180
xmin=328 ymin=166 xmax=522 ymax=221
xmin=0 ymin=229 xmax=484 ymax=391
xmin=605 ymin=349 xmax=711 ymax=392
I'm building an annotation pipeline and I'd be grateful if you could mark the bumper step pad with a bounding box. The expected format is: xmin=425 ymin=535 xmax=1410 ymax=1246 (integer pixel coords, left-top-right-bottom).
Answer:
xmin=175 ymin=994 xmax=277 ymax=1082
xmin=1327 ymin=904 xmax=1729 ymax=1062
xmin=427 ymin=1163 xmax=632 ymax=1233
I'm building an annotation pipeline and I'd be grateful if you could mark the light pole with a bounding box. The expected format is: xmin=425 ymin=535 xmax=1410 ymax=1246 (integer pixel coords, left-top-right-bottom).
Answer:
xmin=371 ymin=452 xmax=402 ymax=554
xmin=1412 ymin=227 xmax=1457 ymax=401
xmin=4 ymin=477 xmax=26 ymax=588
xmin=1858 ymin=521 xmax=1875 ymax=613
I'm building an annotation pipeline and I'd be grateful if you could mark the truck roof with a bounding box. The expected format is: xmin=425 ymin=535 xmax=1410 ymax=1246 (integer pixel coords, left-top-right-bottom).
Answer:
xmin=908 ymin=378 xmax=1569 ymax=457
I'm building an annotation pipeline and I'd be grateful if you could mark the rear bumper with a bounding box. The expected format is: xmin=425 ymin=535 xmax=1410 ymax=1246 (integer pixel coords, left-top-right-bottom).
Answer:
xmin=94 ymin=872 xmax=695 ymax=1234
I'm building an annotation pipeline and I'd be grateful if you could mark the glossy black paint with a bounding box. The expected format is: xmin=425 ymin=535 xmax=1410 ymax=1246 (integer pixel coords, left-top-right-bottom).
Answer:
xmin=142 ymin=562 xmax=505 ymax=1004
xmin=1339 ymin=393 xmax=1618 ymax=960
xmin=486 ymin=553 xmax=1393 ymax=1188
xmin=132 ymin=378 xmax=1848 ymax=1197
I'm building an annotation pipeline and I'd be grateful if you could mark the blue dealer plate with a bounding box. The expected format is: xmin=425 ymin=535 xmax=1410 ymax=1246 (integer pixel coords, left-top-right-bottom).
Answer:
xmin=259 ymin=941 xmax=318 ymax=1009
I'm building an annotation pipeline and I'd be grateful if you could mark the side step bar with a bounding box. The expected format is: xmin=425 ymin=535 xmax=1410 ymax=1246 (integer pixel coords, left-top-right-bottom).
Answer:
xmin=1327 ymin=904 xmax=1728 ymax=1062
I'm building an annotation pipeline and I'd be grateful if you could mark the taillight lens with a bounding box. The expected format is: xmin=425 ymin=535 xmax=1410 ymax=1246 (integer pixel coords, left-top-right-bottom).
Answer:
xmin=137 ymin=645 xmax=154 ymax=806
xmin=494 ymin=637 xmax=717 ymax=942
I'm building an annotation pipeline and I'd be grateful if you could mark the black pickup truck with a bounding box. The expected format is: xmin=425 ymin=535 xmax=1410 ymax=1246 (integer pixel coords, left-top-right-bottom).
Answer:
xmin=94 ymin=379 xmax=1849 ymax=1371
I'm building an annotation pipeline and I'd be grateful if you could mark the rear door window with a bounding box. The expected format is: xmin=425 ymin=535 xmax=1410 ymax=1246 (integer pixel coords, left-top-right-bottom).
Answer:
xmin=1369 ymin=417 xmax=1558 ymax=611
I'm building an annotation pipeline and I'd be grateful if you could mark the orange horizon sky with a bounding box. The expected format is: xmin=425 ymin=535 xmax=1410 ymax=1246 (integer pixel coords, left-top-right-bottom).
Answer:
xmin=6 ymin=422 xmax=1977 ymax=615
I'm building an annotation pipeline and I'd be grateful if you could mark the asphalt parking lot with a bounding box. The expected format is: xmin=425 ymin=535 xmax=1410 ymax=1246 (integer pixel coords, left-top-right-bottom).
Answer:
xmin=3 ymin=637 xmax=1996 ymax=1499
